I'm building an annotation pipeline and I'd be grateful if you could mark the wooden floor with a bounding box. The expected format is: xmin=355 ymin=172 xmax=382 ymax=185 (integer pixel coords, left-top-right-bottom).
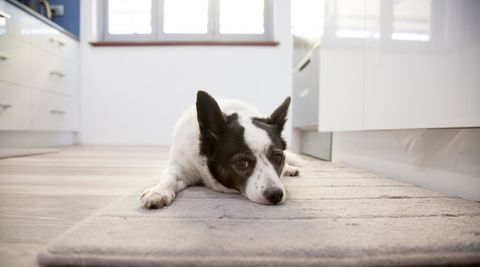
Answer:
xmin=0 ymin=146 xmax=170 ymax=267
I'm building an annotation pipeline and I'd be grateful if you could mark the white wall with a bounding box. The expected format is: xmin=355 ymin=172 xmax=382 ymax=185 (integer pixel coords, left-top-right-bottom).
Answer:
xmin=79 ymin=1 xmax=293 ymax=146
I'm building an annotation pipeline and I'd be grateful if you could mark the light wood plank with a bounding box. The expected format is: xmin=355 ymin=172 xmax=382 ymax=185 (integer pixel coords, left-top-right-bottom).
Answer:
xmin=0 ymin=146 xmax=170 ymax=266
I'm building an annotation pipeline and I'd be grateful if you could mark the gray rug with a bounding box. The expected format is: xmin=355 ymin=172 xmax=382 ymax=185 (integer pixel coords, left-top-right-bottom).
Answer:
xmin=0 ymin=148 xmax=58 ymax=159
xmin=38 ymin=161 xmax=480 ymax=266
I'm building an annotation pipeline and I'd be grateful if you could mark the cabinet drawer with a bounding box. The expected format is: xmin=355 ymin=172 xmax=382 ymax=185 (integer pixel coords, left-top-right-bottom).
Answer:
xmin=0 ymin=34 xmax=30 ymax=87
xmin=31 ymin=90 xmax=78 ymax=131
xmin=30 ymin=15 xmax=78 ymax=63
xmin=31 ymin=46 xmax=78 ymax=97
xmin=292 ymin=46 xmax=320 ymax=128
xmin=0 ymin=82 xmax=31 ymax=131
xmin=0 ymin=1 xmax=31 ymax=44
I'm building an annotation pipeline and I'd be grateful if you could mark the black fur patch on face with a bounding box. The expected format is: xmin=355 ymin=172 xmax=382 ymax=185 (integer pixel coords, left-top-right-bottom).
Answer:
xmin=200 ymin=113 xmax=256 ymax=192
xmin=196 ymin=91 xmax=255 ymax=192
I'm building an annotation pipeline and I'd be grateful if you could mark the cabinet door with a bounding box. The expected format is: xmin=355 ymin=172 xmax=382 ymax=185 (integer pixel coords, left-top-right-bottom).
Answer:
xmin=292 ymin=45 xmax=319 ymax=128
xmin=0 ymin=34 xmax=31 ymax=87
xmin=1 ymin=1 xmax=31 ymax=44
xmin=31 ymin=46 xmax=78 ymax=97
xmin=0 ymin=82 xmax=31 ymax=131
xmin=364 ymin=0 xmax=480 ymax=130
xmin=31 ymin=90 xmax=78 ymax=131
xmin=30 ymin=15 xmax=78 ymax=63
xmin=318 ymin=0 xmax=365 ymax=132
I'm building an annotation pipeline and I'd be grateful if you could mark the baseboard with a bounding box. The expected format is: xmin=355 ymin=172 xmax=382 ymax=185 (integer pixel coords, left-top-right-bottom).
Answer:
xmin=332 ymin=129 xmax=480 ymax=201
xmin=0 ymin=131 xmax=79 ymax=148
xmin=300 ymin=130 xmax=332 ymax=161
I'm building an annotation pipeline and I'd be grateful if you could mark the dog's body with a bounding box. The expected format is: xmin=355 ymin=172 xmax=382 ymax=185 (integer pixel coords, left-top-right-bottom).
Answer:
xmin=141 ymin=91 xmax=300 ymax=208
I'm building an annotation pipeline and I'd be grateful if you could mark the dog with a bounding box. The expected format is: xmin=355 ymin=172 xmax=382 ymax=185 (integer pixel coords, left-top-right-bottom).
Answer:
xmin=141 ymin=91 xmax=300 ymax=208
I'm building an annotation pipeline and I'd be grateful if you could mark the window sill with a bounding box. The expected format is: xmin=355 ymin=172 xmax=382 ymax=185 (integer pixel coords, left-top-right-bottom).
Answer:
xmin=89 ymin=41 xmax=280 ymax=47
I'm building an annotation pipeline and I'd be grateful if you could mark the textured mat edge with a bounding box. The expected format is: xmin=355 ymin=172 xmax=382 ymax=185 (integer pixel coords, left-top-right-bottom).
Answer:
xmin=37 ymin=181 xmax=158 ymax=265
xmin=37 ymin=249 xmax=480 ymax=267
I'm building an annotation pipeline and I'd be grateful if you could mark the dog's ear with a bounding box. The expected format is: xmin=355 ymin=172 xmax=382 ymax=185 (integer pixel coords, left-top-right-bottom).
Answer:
xmin=266 ymin=96 xmax=291 ymax=134
xmin=196 ymin=91 xmax=227 ymax=141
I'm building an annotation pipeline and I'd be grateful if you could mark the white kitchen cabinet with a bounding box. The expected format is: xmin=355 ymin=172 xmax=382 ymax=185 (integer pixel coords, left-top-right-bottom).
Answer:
xmin=31 ymin=90 xmax=78 ymax=131
xmin=0 ymin=82 xmax=31 ymax=131
xmin=0 ymin=33 xmax=31 ymax=88
xmin=318 ymin=0 xmax=366 ymax=132
xmin=0 ymin=0 xmax=79 ymax=133
xmin=31 ymin=46 xmax=78 ymax=97
xmin=319 ymin=49 xmax=365 ymax=132
xmin=316 ymin=0 xmax=480 ymax=132
xmin=30 ymin=14 xmax=79 ymax=63
xmin=0 ymin=0 xmax=31 ymax=44
xmin=363 ymin=0 xmax=480 ymax=130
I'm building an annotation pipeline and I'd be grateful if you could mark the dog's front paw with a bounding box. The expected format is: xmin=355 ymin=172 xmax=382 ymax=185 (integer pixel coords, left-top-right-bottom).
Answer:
xmin=283 ymin=165 xmax=300 ymax=176
xmin=140 ymin=188 xmax=176 ymax=209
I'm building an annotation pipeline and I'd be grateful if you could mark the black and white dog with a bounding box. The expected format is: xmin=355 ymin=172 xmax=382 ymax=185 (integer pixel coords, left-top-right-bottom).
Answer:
xmin=141 ymin=91 xmax=300 ymax=208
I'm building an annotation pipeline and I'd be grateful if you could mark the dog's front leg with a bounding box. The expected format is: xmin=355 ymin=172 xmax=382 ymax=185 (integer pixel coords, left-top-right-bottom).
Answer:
xmin=140 ymin=170 xmax=188 ymax=209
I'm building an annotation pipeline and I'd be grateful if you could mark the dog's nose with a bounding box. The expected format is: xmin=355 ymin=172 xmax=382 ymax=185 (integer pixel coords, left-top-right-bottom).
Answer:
xmin=264 ymin=188 xmax=283 ymax=204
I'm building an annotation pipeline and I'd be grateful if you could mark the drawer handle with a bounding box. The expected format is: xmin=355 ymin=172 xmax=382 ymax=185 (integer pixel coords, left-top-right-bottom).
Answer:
xmin=0 ymin=104 xmax=12 ymax=109
xmin=0 ymin=10 xmax=10 ymax=19
xmin=51 ymin=110 xmax=66 ymax=114
xmin=50 ymin=71 xmax=65 ymax=77
xmin=50 ymin=38 xmax=65 ymax=46
xmin=0 ymin=52 xmax=11 ymax=60
xmin=299 ymin=58 xmax=311 ymax=71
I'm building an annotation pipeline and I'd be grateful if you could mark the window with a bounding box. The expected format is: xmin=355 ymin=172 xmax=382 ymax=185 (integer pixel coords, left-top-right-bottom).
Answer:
xmin=291 ymin=0 xmax=324 ymax=39
xmin=102 ymin=0 xmax=274 ymax=42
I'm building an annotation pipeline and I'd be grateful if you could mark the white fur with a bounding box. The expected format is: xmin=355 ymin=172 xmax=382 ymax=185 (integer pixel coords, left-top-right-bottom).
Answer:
xmin=140 ymin=98 xmax=300 ymax=208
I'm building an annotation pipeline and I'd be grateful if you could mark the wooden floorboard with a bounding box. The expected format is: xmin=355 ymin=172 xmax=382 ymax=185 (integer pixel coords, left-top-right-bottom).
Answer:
xmin=0 ymin=146 xmax=170 ymax=267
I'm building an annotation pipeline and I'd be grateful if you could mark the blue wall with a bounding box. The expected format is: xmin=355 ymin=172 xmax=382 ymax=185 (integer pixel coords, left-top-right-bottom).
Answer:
xmin=16 ymin=0 xmax=80 ymax=38
xmin=47 ymin=0 xmax=80 ymax=38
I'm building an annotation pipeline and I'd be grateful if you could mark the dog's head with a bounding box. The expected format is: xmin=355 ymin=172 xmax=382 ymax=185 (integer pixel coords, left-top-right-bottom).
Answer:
xmin=196 ymin=91 xmax=290 ymax=205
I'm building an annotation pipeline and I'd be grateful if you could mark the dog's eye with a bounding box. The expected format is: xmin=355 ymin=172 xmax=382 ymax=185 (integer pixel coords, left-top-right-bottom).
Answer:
xmin=274 ymin=153 xmax=283 ymax=163
xmin=235 ymin=159 xmax=249 ymax=169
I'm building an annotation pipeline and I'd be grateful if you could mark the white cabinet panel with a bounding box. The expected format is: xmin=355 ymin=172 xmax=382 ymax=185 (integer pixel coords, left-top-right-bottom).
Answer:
xmin=0 ymin=82 xmax=30 ymax=131
xmin=0 ymin=0 xmax=79 ymax=136
xmin=0 ymin=1 xmax=31 ymax=44
xmin=31 ymin=90 xmax=78 ymax=131
xmin=318 ymin=0 xmax=365 ymax=132
xmin=319 ymin=49 xmax=365 ymax=132
xmin=31 ymin=46 xmax=78 ymax=97
xmin=364 ymin=0 xmax=480 ymax=130
xmin=30 ymin=15 xmax=78 ymax=63
xmin=0 ymin=33 xmax=30 ymax=87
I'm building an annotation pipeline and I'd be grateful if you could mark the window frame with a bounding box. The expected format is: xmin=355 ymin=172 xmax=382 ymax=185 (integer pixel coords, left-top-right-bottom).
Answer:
xmin=102 ymin=0 xmax=274 ymax=42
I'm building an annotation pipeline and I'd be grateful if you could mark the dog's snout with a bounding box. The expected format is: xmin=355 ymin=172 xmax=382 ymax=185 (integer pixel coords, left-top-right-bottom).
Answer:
xmin=264 ymin=188 xmax=283 ymax=204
